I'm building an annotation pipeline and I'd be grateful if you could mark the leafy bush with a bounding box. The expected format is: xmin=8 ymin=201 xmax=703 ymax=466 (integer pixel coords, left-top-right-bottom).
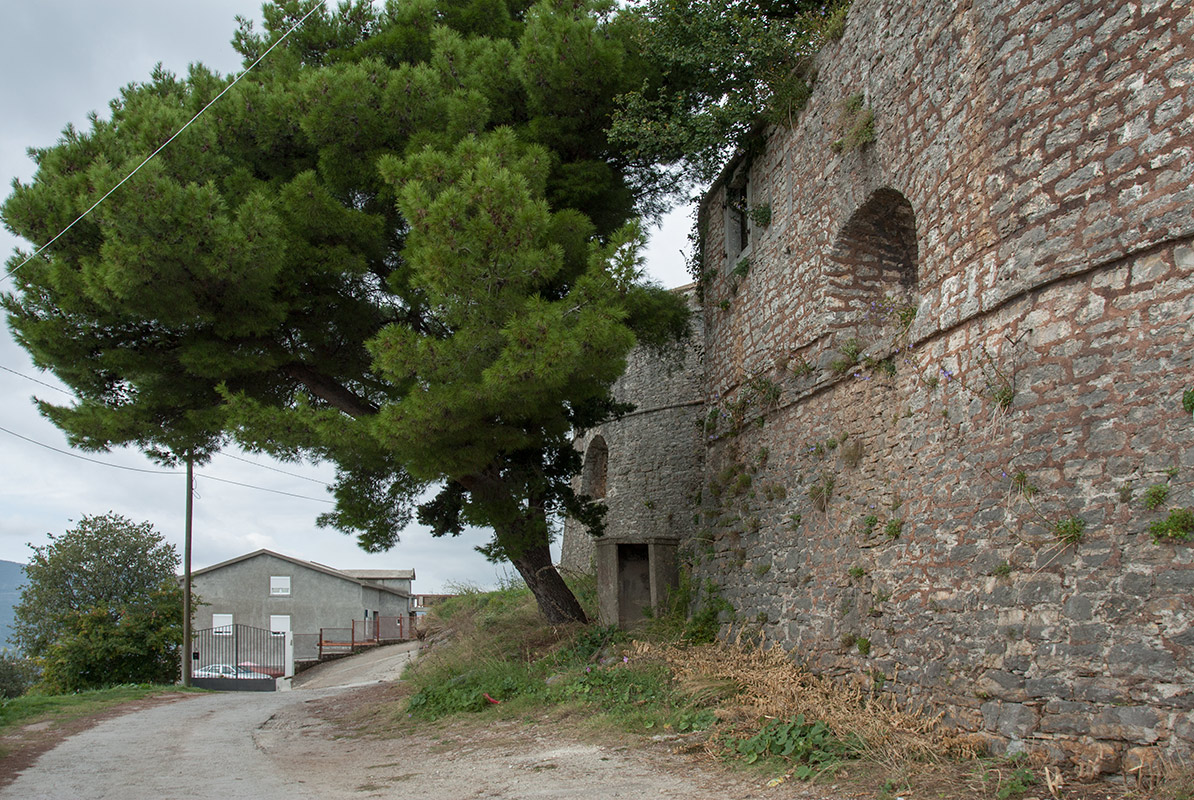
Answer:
xmin=562 ymin=625 xmax=626 ymax=664
xmin=559 ymin=663 xmax=668 ymax=709
xmin=37 ymin=581 xmax=182 ymax=694
xmin=729 ymin=714 xmax=860 ymax=778
xmin=13 ymin=512 xmax=180 ymax=660
xmin=0 ymin=651 xmax=35 ymax=699
xmin=995 ymin=759 xmax=1037 ymax=799
xmin=683 ymin=586 xmax=732 ymax=644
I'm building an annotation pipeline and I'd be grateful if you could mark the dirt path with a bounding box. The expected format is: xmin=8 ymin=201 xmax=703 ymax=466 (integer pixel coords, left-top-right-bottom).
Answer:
xmin=259 ymin=683 xmax=860 ymax=800
xmin=0 ymin=645 xmax=859 ymax=800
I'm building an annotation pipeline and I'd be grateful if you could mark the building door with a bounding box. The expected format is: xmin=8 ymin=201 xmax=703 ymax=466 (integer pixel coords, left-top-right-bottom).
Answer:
xmin=270 ymin=615 xmax=293 ymax=678
xmin=616 ymin=543 xmax=652 ymax=627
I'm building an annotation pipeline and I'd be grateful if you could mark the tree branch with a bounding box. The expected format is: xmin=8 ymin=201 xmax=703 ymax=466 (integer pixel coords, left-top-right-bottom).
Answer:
xmin=283 ymin=364 xmax=379 ymax=418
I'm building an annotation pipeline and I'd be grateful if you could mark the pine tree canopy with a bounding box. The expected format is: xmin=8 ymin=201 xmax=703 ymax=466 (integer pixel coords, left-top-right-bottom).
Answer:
xmin=2 ymin=0 xmax=689 ymax=623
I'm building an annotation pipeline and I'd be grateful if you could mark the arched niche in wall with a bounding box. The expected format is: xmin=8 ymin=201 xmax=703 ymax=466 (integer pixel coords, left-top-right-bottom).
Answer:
xmin=580 ymin=435 xmax=609 ymax=500
xmin=824 ymin=187 xmax=920 ymax=345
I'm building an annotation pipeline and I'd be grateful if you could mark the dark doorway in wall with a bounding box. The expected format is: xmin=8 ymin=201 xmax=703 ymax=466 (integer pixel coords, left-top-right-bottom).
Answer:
xmin=825 ymin=187 xmax=919 ymax=340
xmin=581 ymin=435 xmax=609 ymax=499
xmin=616 ymin=543 xmax=651 ymax=627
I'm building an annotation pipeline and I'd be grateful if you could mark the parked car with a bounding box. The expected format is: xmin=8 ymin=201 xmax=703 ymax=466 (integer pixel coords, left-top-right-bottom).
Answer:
xmin=192 ymin=664 xmax=273 ymax=680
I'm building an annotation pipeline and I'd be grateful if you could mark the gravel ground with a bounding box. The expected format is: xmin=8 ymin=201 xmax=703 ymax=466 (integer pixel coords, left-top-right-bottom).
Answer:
xmin=0 ymin=644 xmax=862 ymax=800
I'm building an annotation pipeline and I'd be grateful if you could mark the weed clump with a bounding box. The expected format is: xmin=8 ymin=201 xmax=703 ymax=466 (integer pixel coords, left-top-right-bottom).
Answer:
xmin=1150 ymin=508 xmax=1194 ymax=543
xmin=1143 ymin=483 xmax=1171 ymax=511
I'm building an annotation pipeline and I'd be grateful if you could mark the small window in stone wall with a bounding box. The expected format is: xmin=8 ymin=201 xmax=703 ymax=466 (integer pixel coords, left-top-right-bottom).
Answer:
xmin=270 ymin=575 xmax=291 ymax=596
xmin=725 ymin=166 xmax=752 ymax=266
xmin=581 ymin=436 xmax=609 ymax=500
xmin=825 ymin=187 xmax=919 ymax=343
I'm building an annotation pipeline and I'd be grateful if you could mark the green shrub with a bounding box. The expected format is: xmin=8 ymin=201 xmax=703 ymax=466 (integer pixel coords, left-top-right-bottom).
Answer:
xmin=820 ymin=3 xmax=849 ymax=41
xmin=996 ymin=760 xmax=1037 ymax=799
xmin=0 ymin=651 xmax=35 ymax=699
xmin=729 ymin=714 xmax=860 ymax=777
xmin=684 ymin=587 xmax=732 ymax=644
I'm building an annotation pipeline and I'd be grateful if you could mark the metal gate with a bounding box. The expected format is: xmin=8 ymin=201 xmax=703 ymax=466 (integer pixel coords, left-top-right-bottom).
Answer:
xmin=190 ymin=623 xmax=284 ymax=691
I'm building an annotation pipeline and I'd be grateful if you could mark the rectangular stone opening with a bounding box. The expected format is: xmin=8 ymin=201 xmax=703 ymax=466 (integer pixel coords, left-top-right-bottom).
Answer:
xmin=616 ymin=542 xmax=652 ymax=627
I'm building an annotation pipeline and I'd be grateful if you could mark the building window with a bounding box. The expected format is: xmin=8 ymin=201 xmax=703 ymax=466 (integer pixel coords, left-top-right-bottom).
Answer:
xmin=270 ymin=575 xmax=291 ymax=596
xmin=725 ymin=165 xmax=752 ymax=265
xmin=581 ymin=436 xmax=609 ymax=500
xmin=269 ymin=615 xmax=290 ymax=638
xmin=212 ymin=613 xmax=233 ymax=635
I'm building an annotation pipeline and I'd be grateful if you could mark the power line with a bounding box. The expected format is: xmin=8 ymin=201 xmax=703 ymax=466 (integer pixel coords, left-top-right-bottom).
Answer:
xmin=196 ymin=473 xmax=333 ymax=504
xmin=2 ymin=0 xmax=326 ymax=286
xmin=216 ymin=451 xmax=331 ymax=487
xmin=0 ymin=363 xmax=71 ymax=395
xmin=0 ymin=423 xmax=177 ymax=476
xmin=0 ymin=423 xmax=333 ymax=504
xmin=3 ymin=363 xmax=334 ymax=489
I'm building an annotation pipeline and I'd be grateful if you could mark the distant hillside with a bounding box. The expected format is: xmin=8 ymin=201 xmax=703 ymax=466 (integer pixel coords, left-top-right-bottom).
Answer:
xmin=0 ymin=560 xmax=26 ymax=651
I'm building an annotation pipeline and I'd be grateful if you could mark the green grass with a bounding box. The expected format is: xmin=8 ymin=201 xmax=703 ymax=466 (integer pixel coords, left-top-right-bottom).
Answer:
xmin=0 ymin=684 xmax=197 ymax=736
xmin=404 ymin=577 xmax=725 ymax=736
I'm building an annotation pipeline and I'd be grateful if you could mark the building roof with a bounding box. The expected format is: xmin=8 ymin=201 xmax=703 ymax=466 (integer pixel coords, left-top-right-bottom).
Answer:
xmin=190 ymin=549 xmax=413 ymax=598
xmin=338 ymin=568 xmax=415 ymax=581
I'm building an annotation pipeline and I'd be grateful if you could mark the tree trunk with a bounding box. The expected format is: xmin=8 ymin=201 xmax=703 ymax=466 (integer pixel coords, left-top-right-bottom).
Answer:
xmin=510 ymin=542 xmax=588 ymax=625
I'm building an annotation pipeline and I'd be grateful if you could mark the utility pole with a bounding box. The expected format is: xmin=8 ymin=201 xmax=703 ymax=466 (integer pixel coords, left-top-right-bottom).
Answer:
xmin=181 ymin=453 xmax=194 ymax=688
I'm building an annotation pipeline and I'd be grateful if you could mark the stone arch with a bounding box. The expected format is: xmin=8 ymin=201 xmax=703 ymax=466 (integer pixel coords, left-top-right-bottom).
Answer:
xmin=580 ymin=435 xmax=608 ymax=500
xmin=824 ymin=187 xmax=919 ymax=338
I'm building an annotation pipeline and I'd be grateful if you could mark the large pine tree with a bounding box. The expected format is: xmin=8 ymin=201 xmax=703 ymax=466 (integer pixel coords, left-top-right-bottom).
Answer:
xmin=2 ymin=0 xmax=687 ymax=623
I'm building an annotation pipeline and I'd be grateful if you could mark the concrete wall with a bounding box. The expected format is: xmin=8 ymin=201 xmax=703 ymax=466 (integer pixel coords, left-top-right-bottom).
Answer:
xmin=194 ymin=553 xmax=381 ymax=635
xmin=569 ymin=0 xmax=1194 ymax=770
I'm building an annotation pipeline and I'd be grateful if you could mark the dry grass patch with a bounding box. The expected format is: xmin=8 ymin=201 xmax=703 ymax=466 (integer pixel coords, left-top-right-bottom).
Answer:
xmin=632 ymin=637 xmax=979 ymax=765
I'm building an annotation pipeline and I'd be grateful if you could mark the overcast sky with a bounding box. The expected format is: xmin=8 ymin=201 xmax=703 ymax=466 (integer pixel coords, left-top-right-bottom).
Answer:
xmin=0 ymin=1 xmax=692 ymax=592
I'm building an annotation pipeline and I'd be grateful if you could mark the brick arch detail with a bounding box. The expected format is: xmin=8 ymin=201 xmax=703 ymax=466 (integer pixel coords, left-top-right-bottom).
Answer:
xmin=824 ymin=187 xmax=919 ymax=336
xmin=580 ymin=435 xmax=609 ymax=500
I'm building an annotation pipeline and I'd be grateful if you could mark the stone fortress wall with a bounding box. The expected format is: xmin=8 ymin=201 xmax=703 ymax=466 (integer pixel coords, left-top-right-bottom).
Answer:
xmin=564 ymin=0 xmax=1194 ymax=769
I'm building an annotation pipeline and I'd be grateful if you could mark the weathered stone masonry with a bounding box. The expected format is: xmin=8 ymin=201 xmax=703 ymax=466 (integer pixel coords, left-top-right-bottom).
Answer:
xmin=565 ymin=0 xmax=1194 ymax=769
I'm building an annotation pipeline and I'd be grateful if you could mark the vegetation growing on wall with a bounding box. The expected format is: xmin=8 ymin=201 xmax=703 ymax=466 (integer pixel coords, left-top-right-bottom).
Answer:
xmin=611 ymin=1 xmax=853 ymax=186
xmin=829 ymin=92 xmax=875 ymax=153
xmin=1150 ymin=508 xmax=1194 ymax=543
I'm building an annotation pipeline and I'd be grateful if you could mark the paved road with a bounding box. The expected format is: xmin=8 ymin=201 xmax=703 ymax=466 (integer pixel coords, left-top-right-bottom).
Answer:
xmin=1 ymin=643 xmax=420 ymax=800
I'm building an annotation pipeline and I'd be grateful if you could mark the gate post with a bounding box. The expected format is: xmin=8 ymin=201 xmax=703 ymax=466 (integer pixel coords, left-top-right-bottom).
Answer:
xmin=284 ymin=631 xmax=295 ymax=678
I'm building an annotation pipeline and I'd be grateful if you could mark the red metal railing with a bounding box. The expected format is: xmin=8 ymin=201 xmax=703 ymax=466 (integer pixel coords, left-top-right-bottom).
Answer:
xmin=317 ymin=615 xmax=417 ymax=658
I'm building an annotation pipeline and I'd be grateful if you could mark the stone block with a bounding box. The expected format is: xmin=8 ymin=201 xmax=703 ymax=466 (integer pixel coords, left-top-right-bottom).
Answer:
xmin=1025 ymin=676 xmax=1071 ymax=699
xmin=1041 ymin=700 xmax=1095 ymax=735
xmin=978 ymin=669 xmax=1026 ymax=699
xmin=1091 ymin=706 xmax=1161 ymax=744
xmin=982 ymin=701 xmax=1040 ymax=738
